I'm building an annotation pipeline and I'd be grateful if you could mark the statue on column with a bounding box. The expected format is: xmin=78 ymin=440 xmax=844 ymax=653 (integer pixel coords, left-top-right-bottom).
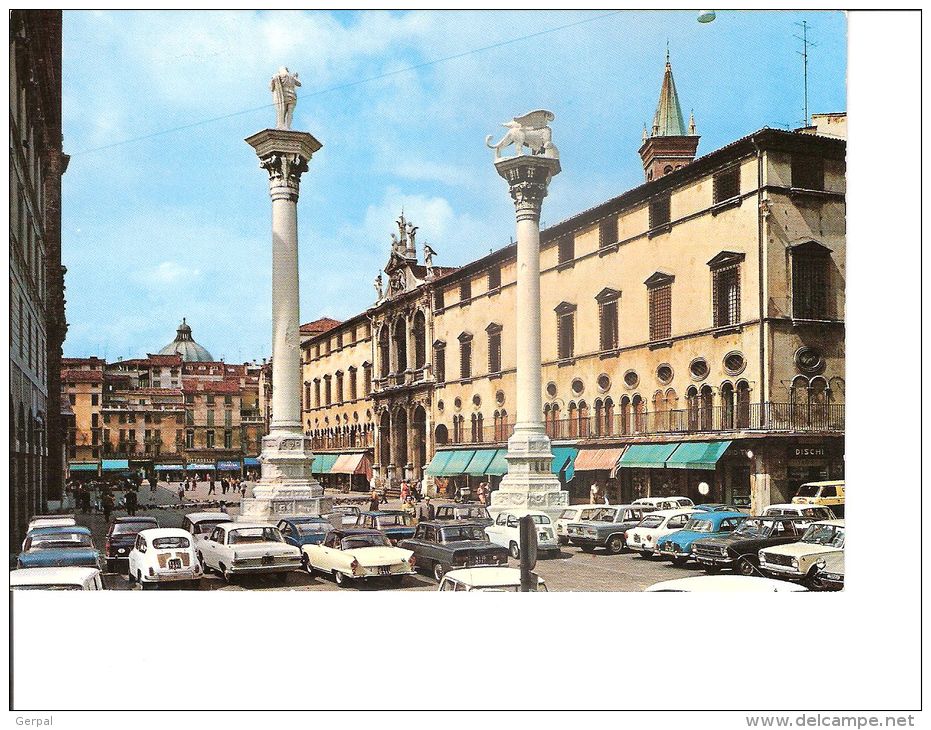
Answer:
xmin=270 ymin=66 xmax=301 ymax=130
xmin=374 ymin=273 xmax=384 ymax=301
xmin=423 ymin=243 xmax=437 ymax=278
xmin=486 ymin=109 xmax=558 ymax=160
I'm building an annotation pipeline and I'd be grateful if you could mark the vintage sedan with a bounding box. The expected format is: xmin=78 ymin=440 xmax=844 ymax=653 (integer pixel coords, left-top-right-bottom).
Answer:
xmin=181 ymin=512 xmax=233 ymax=548
xmin=17 ymin=526 xmax=100 ymax=570
xmin=656 ymin=511 xmax=746 ymax=565
xmin=566 ymin=505 xmax=653 ymax=554
xmin=555 ymin=505 xmax=609 ymax=545
xmin=763 ymin=503 xmax=836 ymax=520
xmin=277 ymin=517 xmax=333 ymax=548
xmin=27 ymin=514 xmax=76 ymax=531
xmin=356 ymin=511 xmax=415 ymax=544
xmin=632 ymin=496 xmax=694 ymax=511
xmin=645 ymin=575 xmax=808 ymax=592
xmin=437 ymin=567 xmax=547 ymax=592
xmin=693 ymin=515 xmax=815 ymax=576
xmin=10 ymin=566 xmax=104 ymax=591
xmin=433 ymin=503 xmax=494 ymax=528
xmin=197 ymin=523 xmax=302 ymax=583
xmin=485 ymin=510 xmax=559 ymax=559
xmin=332 ymin=504 xmax=362 ymax=527
xmin=399 ymin=521 xmax=508 ymax=581
xmin=127 ymin=528 xmax=203 ymax=589
xmin=302 ymin=528 xmax=415 ymax=587
xmin=105 ymin=516 xmax=159 ymax=572
xmin=758 ymin=519 xmax=845 ymax=585
xmin=625 ymin=508 xmax=701 ymax=557
xmin=692 ymin=504 xmax=748 ymax=513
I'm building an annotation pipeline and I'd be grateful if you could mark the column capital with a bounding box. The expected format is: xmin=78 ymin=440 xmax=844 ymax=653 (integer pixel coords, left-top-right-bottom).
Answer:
xmin=246 ymin=128 xmax=322 ymax=201
xmin=493 ymin=155 xmax=561 ymax=222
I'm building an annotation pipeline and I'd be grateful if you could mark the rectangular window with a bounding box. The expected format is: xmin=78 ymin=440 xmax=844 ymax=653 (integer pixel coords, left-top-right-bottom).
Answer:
xmin=103 ymin=428 xmax=109 ymax=445
xmin=175 ymin=429 xmax=182 ymax=444
xmin=488 ymin=329 xmax=502 ymax=374
xmin=185 ymin=430 xmax=194 ymax=449
xmin=599 ymin=299 xmax=619 ymax=350
xmin=175 ymin=413 xmax=184 ymax=425
xmin=791 ymin=154 xmax=825 ymax=191
xmin=206 ymin=430 xmax=215 ymax=448
xmin=460 ymin=278 xmax=471 ymax=303
xmin=792 ymin=249 xmax=830 ymax=319
xmin=92 ymin=413 xmax=99 ymax=428
xmin=599 ymin=216 xmax=618 ymax=249
xmin=487 ymin=266 xmax=501 ymax=290
xmin=648 ymin=196 xmax=671 ymax=229
xmin=649 ymin=284 xmax=672 ymax=340
xmin=558 ymin=235 xmax=575 ymax=265
xmin=434 ymin=288 xmax=445 ymax=310
xmin=336 ymin=332 xmax=343 ymax=349
xmin=712 ymin=265 xmax=741 ymax=327
xmin=349 ymin=370 xmax=357 ymax=401
xmin=224 ymin=430 xmax=233 ymax=449
xmin=206 ymin=410 xmax=215 ymax=427
xmin=224 ymin=410 xmax=232 ymax=428
xmin=103 ymin=413 xmax=110 ymax=424
xmin=184 ymin=393 xmax=194 ymax=404
xmin=206 ymin=394 xmax=215 ymax=406
xmin=557 ymin=311 xmax=575 ymax=360
xmin=314 ymin=380 xmax=321 ymax=407
xmin=459 ymin=340 xmax=472 ymax=380
xmin=224 ymin=395 xmax=232 ymax=407
xmin=69 ymin=393 xmax=76 ymax=405
xmin=304 ymin=383 xmax=311 ymax=410
xmin=336 ymin=372 xmax=344 ymax=403
xmin=713 ymin=166 xmax=741 ymax=203
xmin=363 ymin=366 xmax=372 ymax=396
xmin=325 ymin=377 xmax=332 ymax=406
xmin=128 ymin=429 xmax=136 ymax=442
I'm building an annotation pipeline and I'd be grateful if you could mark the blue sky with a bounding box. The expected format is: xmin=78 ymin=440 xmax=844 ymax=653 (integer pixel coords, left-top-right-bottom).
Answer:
xmin=61 ymin=10 xmax=847 ymax=362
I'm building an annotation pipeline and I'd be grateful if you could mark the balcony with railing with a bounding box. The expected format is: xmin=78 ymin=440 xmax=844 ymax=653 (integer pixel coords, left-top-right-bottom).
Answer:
xmin=307 ymin=429 xmax=375 ymax=452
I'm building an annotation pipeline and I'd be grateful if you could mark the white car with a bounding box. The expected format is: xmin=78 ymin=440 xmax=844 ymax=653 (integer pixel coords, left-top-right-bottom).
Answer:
xmin=625 ymin=508 xmax=700 ymax=557
xmin=632 ymin=496 xmax=694 ymax=511
xmin=437 ymin=567 xmax=547 ymax=592
xmin=645 ymin=575 xmax=808 ymax=592
xmin=10 ymin=566 xmax=104 ymax=590
xmin=197 ymin=522 xmax=301 ymax=584
xmin=763 ymin=503 xmax=836 ymax=521
xmin=485 ymin=510 xmax=560 ymax=559
xmin=555 ymin=505 xmax=608 ymax=545
xmin=127 ymin=528 xmax=203 ymax=589
xmin=758 ymin=519 xmax=845 ymax=584
xmin=181 ymin=512 xmax=234 ymax=549
xmin=302 ymin=528 xmax=415 ymax=587
xmin=27 ymin=514 xmax=77 ymax=531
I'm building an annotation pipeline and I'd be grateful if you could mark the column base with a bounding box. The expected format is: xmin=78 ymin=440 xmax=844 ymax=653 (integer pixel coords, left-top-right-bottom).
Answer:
xmin=237 ymin=431 xmax=332 ymax=522
xmin=490 ymin=425 xmax=568 ymax=520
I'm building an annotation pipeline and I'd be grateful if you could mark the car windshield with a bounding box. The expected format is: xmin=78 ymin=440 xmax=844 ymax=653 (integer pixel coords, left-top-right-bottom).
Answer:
xmin=440 ymin=525 xmax=487 ymax=542
xmin=458 ymin=507 xmax=489 ymax=519
xmin=559 ymin=509 xmax=579 ymax=520
xmin=528 ymin=515 xmax=550 ymax=525
xmin=796 ymin=485 xmax=821 ymax=497
xmin=591 ymin=508 xmax=618 ymax=521
xmin=802 ymin=524 xmax=845 ymax=548
xmin=28 ymin=533 xmax=93 ymax=550
xmin=296 ymin=522 xmax=329 ymax=534
xmin=376 ymin=514 xmax=411 ymax=527
xmin=638 ymin=516 xmax=664 ymax=529
xmin=683 ymin=518 xmax=714 ymax=532
xmin=193 ymin=520 xmax=227 ymax=534
xmin=112 ymin=521 xmax=156 ymax=535
xmin=765 ymin=508 xmax=789 ymax=516
xmin=734 ymin=519 xmax=773 ymax=538
xmin=152 ymin=536 xmax=190 ymax=549
xmin=228 ymin=528 xmax=282 ymax=544
xmin=675 ymin=498 xmax=694 ymax=507
xmin=341 ymin=534 xmax=389 ymax=550
xmin=11 ymin=584 xmax=84 ymax=590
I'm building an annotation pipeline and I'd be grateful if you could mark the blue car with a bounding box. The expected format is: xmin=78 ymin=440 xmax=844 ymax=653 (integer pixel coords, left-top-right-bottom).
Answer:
xmin=18 ymin=526 xmax=101 ymax=569
xmin=656 ymin=511 xmax=746 ymax=565
xmin=276 ymin=517 xmax=333 ymax=548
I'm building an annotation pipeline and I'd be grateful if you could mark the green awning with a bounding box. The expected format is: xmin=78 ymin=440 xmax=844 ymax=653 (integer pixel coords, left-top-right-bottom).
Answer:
xmin=69 ymin=462 xmax=98 ymax=472
xmin=485 ymin=449 xmax=509 ymax=476
xmin=616 ymin=443 xmax=680 ymax=469
xmin=442 ymin=450 xmax=477 ymax=475
xmin=665 ymin=440 xmax=732 ymax=470
xmin=311 ymin=453 xmax=339 ymax=475
xmin=464 ymin=449 xmax=497 ymax=476
xmin=551 ymin=446 xmax=578 ymax=482
xmin=425 ymin=450 xmax=455 ymax=476
xmin=101 ymin=459 xmax=130 ymax=471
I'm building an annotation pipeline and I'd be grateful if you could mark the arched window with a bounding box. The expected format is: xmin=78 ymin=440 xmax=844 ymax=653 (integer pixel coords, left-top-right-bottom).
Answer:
xmin=720 ymin=382 xmax=735 ymax=429
xmin=810 ymin=376 xmax=828 ymax=429
xmin=790 ymin=376 xmax=809 ymax=428
xmin=567 ymin=402 xmax=578 ymax=438
xmin=603 ymin=397 xmax=614 ymax=436
xmin=632 ymin=394 xmax=645 ymax=433
xmin=393 ymin=317 xmax=408 ymax=373
xmin=413 ymin=311 xmax=427 ymax=370
xmin=578 ymin=400 xmax=589 ymax=437
xmin=652 ymin=391 xmax=666 ymax=432
xmin=435 ymin=424 xmax=449 ymax=446
xmin=735 ymin=382 xmax=750 ymax=428
xmin=378 ymin=326 xmax=390 ymax=378
xmin=686 ymin=387 xmax=699 ymax=431
xmin=593 ymin=399 xmax=603 ymax=437
xmin=700 ymin=385 xmax=714 ymax=430
xmin=498 ymin=409 xmax=508 ymax=441
xmin=619 ymin=396 xmax=631 ymax=435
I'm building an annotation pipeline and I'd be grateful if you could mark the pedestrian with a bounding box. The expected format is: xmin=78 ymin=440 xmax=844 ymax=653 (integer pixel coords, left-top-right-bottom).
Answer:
xmin=240 ymin=481 xmax=247 ymax=498
xmin=102 ymin=490 xmax=115 ymax=523
xmin=177 ymin=484 xmax=185 ymax=504
xmin=400 ymin=480 xmax=410 ymax=503
xmin=418 ymin=496 xmax=435 ymax=522
xmin=208 ymin=476 xmax=216 ymax=495
xmin=125 ymin=488 xmax=138 ymax=517
xmin=590 ymin=484 xmax=600 ymax=505
xmin=149 ymin=475 xmax=157 ymax=493
xmin=221 ymin=478 xmax=229 ymax=495
xmin=369 ymin=489 xmax=380 ymax=512
xmin=413 ymin=479 xmax=423 ymax=502
xmin=403 ymin=497 xmax=416 ymax=522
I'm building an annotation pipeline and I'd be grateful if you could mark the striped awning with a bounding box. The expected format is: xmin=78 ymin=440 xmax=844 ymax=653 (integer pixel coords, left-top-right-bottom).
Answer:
xmin=574 ymin=447 xmax=626 ymax=472
xmin=425 ymin=450 xmax=454 ymax=476
xmin=186 ymin=463 xmax=216 ymax=470
xmin=616 ymin=443 xmax=679 ymax=469
xmin=551 ymin=447 xmax=578 ymax=482
xmin=331 ymin=453 xmax=373 ymax=479
xmin=311 ymin=453 xmax=339 ymax=475
xmin=664 ymin=441 xmax=732 ymax=470
xmin=243 ymin=457 xmax=260 ymax=467
xmin=101 ymin=459 xmax=130 ymax=471
xmin=69 ymin=462 xmax=99 ymax=472
xmin=464 ymin=449 xmax=497 ymax=476
xmin=485 ymin=449 xmax=509 ymax=476
xmin=154 ymin=464 xmax=184 ymax=472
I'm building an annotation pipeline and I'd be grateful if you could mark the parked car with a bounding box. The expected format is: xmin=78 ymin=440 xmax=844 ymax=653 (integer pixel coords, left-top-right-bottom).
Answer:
xmin=485 ymin=510 xmax=559 ymax=559
xmin=399 ymin=520 xmax=508 ymax=581
xmin=276 ymin=517 xmax=333 ymax=548
xmin=27 ymin=514 xmax=76 ymax=531
xmin=433 ymin=503 xmax=493 ymax=527
xmin=656 ymin=511 xmax=747 ymax=565
xmin=565 ymin=505 xmax=653 ymax=554
xmin=645 ymin=575 xmax=808 ymax=592
xmin=764 ymin=503 xmax=836 ymax=520
xmin=437 ymin=567 xmax=547 ymax=592
xmin=792 ymin=480 xmax=845 ymax=517
xmin=10 ymin=566 xmax=104 ymax=591
xmin=17 ymin=526 xmax=100 ymax=569
xmin=127 ymin=528 xmax=203 ymax=589
xmin=105 ymin=516 xmax=159 ymax=572
xmin=758 ymin=519 xmax=845 ymax=585
xmin=181 ymin=512 xmax=233 ymax=547
xmin=692 ymin=515 xmax=815 ymax=576
xmin=693 ymin=504 xmax=748 ymax=513
xmin=632 ymin=496 xmax=693 ymax=510
xmin=302 ymin=528 xmax=415 ymax=587
xmin=332 ymin=504 xmax=362 ymax=527
xmin=812 ymin=551 xmax=844 ymax=591
xmin=625 ymin=508 xmax=701 ymax=557
xmin=197 ymin=523 xmax=301 ymax=583
xmin=555 ymin=505 xmax=609 ymax=545
xmin=356 ymin=510 xmax=415 ymax=544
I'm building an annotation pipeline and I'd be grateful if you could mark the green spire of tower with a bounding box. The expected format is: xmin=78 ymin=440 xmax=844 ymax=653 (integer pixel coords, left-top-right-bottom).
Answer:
xmin=651 ymin=53 xmax=689 ymax=137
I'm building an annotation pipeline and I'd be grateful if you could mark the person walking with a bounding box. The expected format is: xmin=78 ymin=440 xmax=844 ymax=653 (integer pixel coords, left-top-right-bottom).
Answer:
xmin=177 ymin=484 xmax=185 ymax=504
xmin=102 ymin=490 xmax=115 ymax=523
xmin=208 ymin=476 xmax=216 ymax=495
xmin=400 ymin=480 xmax=410 ymax=503
xmin=125 ymin=488 xmax=138 ymax=517
xmin=369 ymin=489 xmax=381 ymax=512
xmin=418 ymin=496 xmax=435 ymax=522
xmin=403 ymin=497 xmax=416 ymax=523
xmin=221 ymin=477 xmax=229 ymax=495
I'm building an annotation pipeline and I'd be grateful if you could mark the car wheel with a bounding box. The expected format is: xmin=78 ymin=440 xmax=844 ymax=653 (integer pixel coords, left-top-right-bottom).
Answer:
xmin=302 ymin=554 xmax=314 ymax=575
xmin=737 ymin=557 xmax=756 ymax=576
xmin=197 ymin=552 xmax=208 ymax=574
xmin=432 ymin=561 xmax=446 ymax=582
xmin=606 ymin=536 xmax=624 ymax=555
xmin=219 ymin=563 xmax=232 ymax=583
xmin=333 ymin=570 xmax=347 ymax=587
xmin=806 ymin=569 xmax=825 ymax=591
xmin=509 ymin=542 xmax=520 ymax=560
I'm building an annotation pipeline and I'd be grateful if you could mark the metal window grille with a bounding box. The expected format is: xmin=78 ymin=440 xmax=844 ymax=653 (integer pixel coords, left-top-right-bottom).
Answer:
xmin=349 ymin=371 xmax=357 ymax=400
xmin=649 ymin=196 xmax=671 ymax=229
xmin=434 ymin=288 xmax=445 ymax=309
xmin=649 ymin=284 xmax=672 ymax=340
xmin=488 ymin=331 xmax=502 ymax=374
xmin=792 ymin=252 xmax=829 ymax=319
xmin=599 ymin=299 xmax=618 ymax=350
xmin=460 ymin=340 xmax=472 ymax=379
xmin=599 ymin=216 xmax=618 ymax=248
xmin=488 ymin=267 xmax=501 ymax=289
xmin=557 ymin=312 xmax=575 ymax=359
xmin=713 ymin=166 xmax=740 ymax=203
xmin=558 ymin=236 xmax=575 ymax=264
xmin=364 ymin=367 xmax=372 ymax=395
xmin=712 ymin=265 xmax=740 ymax=327
xmin=460 ymin=278 xmax=471 ymax=302
xmin=435 ymin=348 xmax=445 ymax=383
xmin=336 ymin=374 xmax=344 ymax=403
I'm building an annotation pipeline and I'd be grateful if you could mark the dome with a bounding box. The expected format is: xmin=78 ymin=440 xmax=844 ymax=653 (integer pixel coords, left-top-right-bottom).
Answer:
xmin=157 ymin=318 xmax=215 ymax=362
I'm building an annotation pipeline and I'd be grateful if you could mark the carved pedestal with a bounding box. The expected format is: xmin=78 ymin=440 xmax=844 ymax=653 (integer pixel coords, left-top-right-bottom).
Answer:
xmin=490 ymin=425 xmax=568 ymax=522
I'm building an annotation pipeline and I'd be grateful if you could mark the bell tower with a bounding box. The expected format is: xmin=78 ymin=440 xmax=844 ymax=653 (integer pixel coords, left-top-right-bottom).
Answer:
xmin=638 ymin=51 xmax=700 ymax=181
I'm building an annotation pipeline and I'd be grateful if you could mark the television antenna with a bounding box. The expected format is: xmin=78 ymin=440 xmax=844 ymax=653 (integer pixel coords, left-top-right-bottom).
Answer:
xmin=794 ymin=20 xmax=818 ymax=128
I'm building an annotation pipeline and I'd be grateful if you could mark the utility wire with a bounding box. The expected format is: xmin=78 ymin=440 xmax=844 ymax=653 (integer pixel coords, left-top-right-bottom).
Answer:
xmin=69 ymin=10 xmax=624 ymax=157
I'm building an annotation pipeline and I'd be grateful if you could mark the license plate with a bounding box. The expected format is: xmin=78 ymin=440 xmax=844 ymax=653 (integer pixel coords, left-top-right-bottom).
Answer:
xmin=379 ymin=566 xmax=390 ymax=575
xmin=262 ymin=555 xmax=274 ymax=565
xmin=117 ymin=549 xmax=126 ymax=554
xmin=168 ymin=558 xmax=182 ymax=569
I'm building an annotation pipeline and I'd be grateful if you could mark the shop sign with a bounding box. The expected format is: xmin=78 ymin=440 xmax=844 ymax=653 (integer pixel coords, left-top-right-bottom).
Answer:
xmin=789 ymin=446 xmax=828 ymax=459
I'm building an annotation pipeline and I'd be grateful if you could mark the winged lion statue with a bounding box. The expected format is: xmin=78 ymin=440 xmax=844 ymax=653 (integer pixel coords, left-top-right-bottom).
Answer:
xmin=486 ymin=109 xmax=558 ymax=160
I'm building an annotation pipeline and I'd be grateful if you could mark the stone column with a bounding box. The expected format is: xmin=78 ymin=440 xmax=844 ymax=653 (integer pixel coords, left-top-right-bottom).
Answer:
xmin=488 ymin=113 xmax=568 ymax=520
xmin=240 ymin=128 xmax=331 ymax=521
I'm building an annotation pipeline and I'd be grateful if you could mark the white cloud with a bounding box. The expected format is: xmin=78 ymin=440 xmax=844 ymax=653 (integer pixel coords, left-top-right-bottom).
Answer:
xmin=141 ymin=261 xmax=201 ymax=286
